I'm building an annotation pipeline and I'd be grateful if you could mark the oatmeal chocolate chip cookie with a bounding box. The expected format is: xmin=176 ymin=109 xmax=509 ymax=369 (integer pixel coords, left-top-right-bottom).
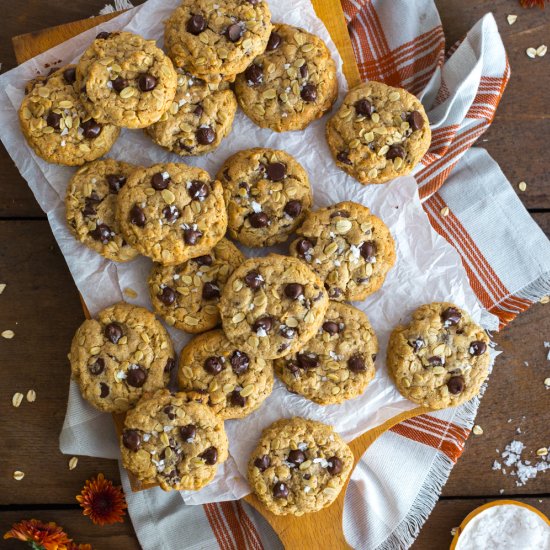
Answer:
xmin=178 ymin=330 xmax=274 ymax=419
xmin=274 ymin=302 xmax=377 ymax=405
xmin=248 ymin=417 xmax=353 ymax=516
xmin=117 ymin=162 xmax=227 ymax=265
xmin=219 ymin=255 xmax=329 ymax=359
xmin=18 ymin=65 xmax=120 ymax=166
xmin=69 ymin=302 xmax=175 ymax=413
xmin=289 ymin=201 xmax=396 ymax=301
xmin=65 ymin=159 xmax=139 ymax=262
xmin=76 ymin=31 xmax=177 ymax=129
xmin=120 ymin=389 xmax=228 ymax=491
xmin=234 ymin=23 xmax=338 ymax=132
xmin=164 ymin=0 xmax=272 ymax=81
xmin=217 ymin=148 xmax=312 ymax=247
xmin=326 ymin=81 xmax=431 ymax=184
xmin=146 ymin=70 xmax=237 ymax=156
xmin=387 ymin=302 xmax=491 ymax=410
xmin=148 ymin=238 xmax=245 ymax=333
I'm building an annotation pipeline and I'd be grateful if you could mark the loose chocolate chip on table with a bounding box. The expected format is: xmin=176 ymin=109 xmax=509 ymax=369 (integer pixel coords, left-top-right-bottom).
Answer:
xmin=284 ymin=200 xmax=302 ymax=218
xmin=470 ymin=340 xmax=487 ymax=356
xmin=254 ymin=455 xmax=271 ymax=471
xmin=266 ymin=162 xmax=286 ymax=181
xmin=347 ymin=355 xmax=366 ymax=372
xmin=112 ymin=76 xmax=128 ymax=93
xmin=63 ymin=67 xmax=76 ymax=84
xmin=159 ymin=286 xmax=176 ymax=305
xmin=297 ymin=353 xmax=319 ymax=369
xmin=244 ymin=270 xmax=264 ymax=290
xmin=184 ymin=228 xmax=202 ymax=245
xmin=122 ymin=429 xmax=141 ymax=451
xmin=90 ymin=223 xmax=112 ymax=244
xmin=359 ymin=241 xmax=377 ymax=262
xmin=202 ymin=282 xmax=220 ymax=300
xmin=355 ymin=98 xmax=373 ymax=117
xmin=336 ymin=152 xmax=352 ymax=165
xmin=200 ymin=446 xmax=218 ymax=465
xmin=295 ymin=238 xmax=313 ymax=256
xmin=284 ymin=283 xmax=304 ymax=300
xmin=46 ymin=112 xmax=61 ymax=130
xmin=253 ymin=316 xmax=273 ymax=333
xmin=225 ymin=22 xmax=244 ymax=42
xmin=89 ymin=358 xmax=105 ymax=375
xmin=300 ymin=83 xmax=317 ymax=102
xmin=322 ymin=321 xmax=340 ymax=335
xmin=386 ymin=144 xmax=405 ymax=160
xmin=230 ymin=351 xmax=249 ymax=374
xmin=204 ymin=356 xmax=224 ymax=375
xmin=163 ymin=405 xmax=176 ymax=420
xmin=194 ymin=104 xmax=204 ymax=117
xmin=428 ymin=356 xmax=443 ymax=367
xmin=248 ymin=212 xmax=269 ymax=228
xmin=100 ymin=382 xmax=110 ymax=398
xmin=408 ymin=338 xmax=425 ymax=352
xmin=300 ymin=64 xmax=309 ymax=79
xmin=81 ymin=119 xmax=102 ymax=139
xmin=180 ymin=424 xmax=196 ymax=441
xmin=327 ymin=456 xmax=343 ymax=475
xmin=408 ymin=110 xmax=425 ymax=131
xmin=151 ymin=172 xmax=170 ymax=190
xmin=188 ymin=180 xmax=210 ymax=200
xmin=230 ymin=390 xmax=246 ymax=407
xmin=245 ymin=64 xmax=263 ymax=86
xmin=104 ymin=322 xmax=123 ymax=344
xmin=186 ymin=14 xmax=207 ymax=35
xmin=163 ymin=205 xmax=180 ymax=222
xmin=107 ymin=174 xmax=126 ymax=193
xmin=447 ymin=376 xmax=465 ymax=395
xmin=196 ymin=126 xmax=215 ymax=145
xmin=127 ymin=366 xmax=147 ymax=388
xmin=288 ymin=450 xmax=306 ymax=465
xmin=130 ymin=205 xmax=146 ymax=227
xmin=441 ymin=307 xmax=461 ymax=327
xmin=96 ymin=31 xmax=111 ymax=39
xmin=165 ymin=358 xmax=176 ymax=373
xmin=194 ymin=255 xmax=212 ymax=266
xmin=273 ymin=482 xmax=289 ymax=499
xmin=266 ymin=31 xmax=281 ymax=51
xmin=138 ymin=73 xmax=157 ymax=92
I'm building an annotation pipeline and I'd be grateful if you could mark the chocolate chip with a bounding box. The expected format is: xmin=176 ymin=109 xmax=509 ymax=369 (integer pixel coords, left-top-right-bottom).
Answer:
xmin=347 ymin=355 xmax=365 ymax=372
xmin=122 ymin=429 xmax=141 ymax=451
xmin=89 ymin=358 xmax=105 ymax=375
xmin=441 ymin=307 xmax=461 ymax=327
xmin=100 ymin=382 xmax=110 ymax=398
xmin=303 ymin=473 xmax=311 ymax=480
xmin=151 ymin=172 xmax=170 ymax=190
xmin=372 ymin=353 xmax=377 ymax=362
xmin=230 ymin=351 xmax=249 ymax=375
xmin=112 ymin=76 xmax=128 ymax=93
xmin=254 ymin=454 xmax=270 ymax=471
xmin=96 ymin=31 xmax=111 ymax=39
xmin=386 ymin=145 xmax=406 ymax=160
xmin=107 ymin=174 xmax=126 ymax=193
xmin=336 ymin=152 xmax=352 ymax=165
xmin=447 ymin=376 xmax=465 ymax=395
xmin=330 ymin=210 xmax=350 ymax=218
xmin=188 ymin=180 xmax=210 ymax=200
xmin=245 ymin=64 xmax=263 ymax=86
xmin=428 ymin=356 xmax=443 ymax=366
xmin=470 ymin=341 xmax=487 ymax=356
xmin=81 ymin=119 xmax=102 ymax=139
xmin=238 ymin=182 xmax=249 ymax=194
xmin=163 ymin=405 xmax=176 ymax=420
xmin=193 ymin=255 xmax=213 ymax=266
xmin=196 ymin=126 xmax=215 ymax=145
xmin=180 ymin=424 xmax=196 ymax=441
xmin=295 ymin=238 xmax=313 ymax=256
xmin=280 ymin=326 xmax=296 ymax=339
xmin=266 ymin=162 xmax=286 ymax=181
xmin=360 ymin=241 xmax=377 ymax=262
xmin=300 ymin=83 xmax=317 ymax=102
xmin=300 ymin=64 xmax=309 ymax=79
xmin=130 ymin=205 xmax=146 ymax=227
xmin=194 ymin=104 xmax=204 ymax=117
xmin=248 ymin=212 xmax=269 ymax=228
xmin=286 ymin=360 xmax=300 ymax=374
xmin=327 ymin=286 xmax=342 ymax=299
xmin=408 ymin=338 xmax=424 ymax=352
xmin=127 ymin=366 xmax=147 ymax=388
xmin=90 ymin=223 xmax=112 ymax=244
xmin=288 ymin=450 xmax=306 ymax=466
xmin=244 ymin=270 xmax=264 ymax=290
xmin=63 ymin=67 xmax=76 ymax=84
xmin=266 ymin=31 xmax=282 ymax=51
xmin=322 ymin=321 xmax=340 ymax=335
xmin=230 ymin=390 xmax=246 ymax=407
xmin=158 ymin=286 xmax=176 ymax=305
xmin=297 ymin=353 xmax=318 ymax=369
xmin=284 ymin=200 xmax=302 ymax=218
xmin=355 ymin=99 xmax=373 ymax=117
xmin=163 ymin=205 xmax=180 ymax=222
xmin=202 ymin=282 xmax=220 ymax=300
xmin=327 ymin=456 xmax=342 ymax=475
xmin=225 ymin=22 xmax=244 ymax=42
xmin=184 ymin=228 xmax=202 ymax=245
xmin=253 ymin=316 xmax=273 ymax=333
xmin=104 ymin=322 xmax=123 ymax=344
xmin=204 ymin=356 xmax=224 ymax=375
xmin=165 ymin=358 xmax=176 ymax=373
xmin=408 ymin=110 xmax=425 ymax=131
xmin=46 ymin=112 xmax=61 ymax=130
xmin=200 ymin=446 xmax=218 ymax=465
xmin=273 ymin=482 xmax=288 ymax=499
xmin=284 ymin=283 xmax=304 ymax=300
xmin=186 ymin=14 xmax=207 ymax=35
xmin=138 ymin=73 xmax=158 ymax=93
xmin=82 ymin=193 xmax=101 ymax=217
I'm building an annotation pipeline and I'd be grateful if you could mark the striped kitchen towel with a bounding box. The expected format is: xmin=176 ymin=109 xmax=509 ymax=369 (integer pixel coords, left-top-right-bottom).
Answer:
xmin=123 ymin=1 xmax=550 ymax=549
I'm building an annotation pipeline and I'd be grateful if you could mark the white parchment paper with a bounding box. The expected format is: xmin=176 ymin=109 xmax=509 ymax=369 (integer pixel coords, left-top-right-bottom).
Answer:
xmin=0 ymin=0 xmax=497 ymax=504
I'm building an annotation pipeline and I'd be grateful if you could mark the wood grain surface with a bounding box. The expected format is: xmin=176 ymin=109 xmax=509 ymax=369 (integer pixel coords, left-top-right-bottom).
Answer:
xmin=1 ymin=1 xmax=549 ymax=549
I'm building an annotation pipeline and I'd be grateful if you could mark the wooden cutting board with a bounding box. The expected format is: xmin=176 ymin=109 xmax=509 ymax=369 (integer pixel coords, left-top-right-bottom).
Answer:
xmin=12 ymin=3 xmax=428 ymax=548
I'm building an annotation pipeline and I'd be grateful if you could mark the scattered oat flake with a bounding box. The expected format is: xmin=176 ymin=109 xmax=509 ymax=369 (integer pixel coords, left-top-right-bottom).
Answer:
xmin=0 ymin=283 xmax=6 ymax=294
xmin=69 ymin=456 xmax=79 ymax=470
xmin=440 ymin=206 xmax=450 ymax=217
xmin=526 ymin=47 xmax=537 ymax=58
xmin=507 ymin=14 xmax=518 ymax=24
xmin=473 ymin=425 xmax=484 ymax=435
xmin=450 ymin=527 xmax=458 ymax=536
xmin=2 ymin=329 xmax=15 ymax=339
xmin=536 ymin=447 xmax=548 ymax=456
xmin=518 ymin=181 xmax=527 ymax=192
xmin=13 ymin=471 xmax=25 ymax=481
xmin=545 ymin=378 xmax=550 ymax=388
xmin=537 ymin=44 xmax=547 ymax=57
xmin=123 ymin=287 xmax=138 ymax=299
xmin=26 ymin=389 xmax=36 ymax=403
xmin=12 ymin=392 xmax=24 ymax=407
xmin=541 ymin=295 xmax=550 ymax=304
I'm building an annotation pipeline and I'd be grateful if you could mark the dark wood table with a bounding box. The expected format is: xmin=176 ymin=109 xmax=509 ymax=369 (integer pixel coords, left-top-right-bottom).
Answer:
xmin=0 ymin=1 xmax=548 ymax=548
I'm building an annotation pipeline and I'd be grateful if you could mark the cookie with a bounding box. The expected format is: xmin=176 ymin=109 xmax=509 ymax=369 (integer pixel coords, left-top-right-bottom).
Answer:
xmin=234 ymin=23 xmax=338 ymax=132
xmin=76 ymin=31 xmax=177 ymax=129
xmin=326 ymin=81 xmax=431 ymax=184
xmin=69 ymin=302 xmax=175 ymax=413
xmin=18 ymin=65 xmax=119 ymax=166
xmin=120 ymin=389 xmax=229 ymax=491
xmin=146 ymin=70 xmax=237 ymax=156
xmin=274 ymin=302 xmax=377 ymax=404
xmin=217 ymin=148 xmax=312 ymax=247
xmin=65 ymin=159 xmax=139 ymax=262
xmin=289 ymin=201 xmax=396 ymax=301
xmin=148 ymin=238 xmax=245 ymax=333
xmin=247 ymin=417 xmax=353 ymax=516
xmin=178 ymin=330 xmax=274 ymax=419
xmin=387 ymin=302 xmax=491 ymax=410
xmin=164 ymin=0 xmax=272 ymax=81
xmin=219 ymin=254 xmax=329 ymax=360
xmin=117 ymin=162 xmax=227 ymax=265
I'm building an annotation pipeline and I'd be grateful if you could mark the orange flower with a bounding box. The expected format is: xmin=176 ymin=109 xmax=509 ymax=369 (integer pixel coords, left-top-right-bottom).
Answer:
xmin=520 ymin=0 xmax=546 ymax=7
xmin=3 ymin=519 xmax=73 ymax=550
xmin=67 ymin=544 xmax=92 ymax=550
xmin=76 ymin=473 xmax=127 ymax=526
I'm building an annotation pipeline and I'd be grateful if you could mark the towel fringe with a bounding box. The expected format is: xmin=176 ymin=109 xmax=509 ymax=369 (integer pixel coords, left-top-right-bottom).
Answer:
xmin=99 ymin=0 xmax=135 ymax=15
xmin=515 ymin=272 xmax=550 ymax=304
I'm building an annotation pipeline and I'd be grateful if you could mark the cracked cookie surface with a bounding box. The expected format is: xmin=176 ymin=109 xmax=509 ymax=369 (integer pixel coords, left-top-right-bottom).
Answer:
xmin=117 ymin=162 xmax=227 ymax=265
xmin=69 ymin=302 xmax=175 ymax=413
xmin=219 ymin=254 xmax=329 ymax=359
xmin=234 ymin=23 xmax=338 ymax=132
xmin=120 ymin=389 xmax=228 ymax=491
xmin=387 ymin=302 xmax=491 ymax=409
xmin=164 ymin=0 xmax=272 ymax=81
xmin=146 ymin=70 xmax=237 ymax=156
xmin=76 ymin=32 xmax=177 ymax=129
xmin=19 ymin=65 xmax=119 ymax=165
xmin=274 ymin=302 xmax=377 ymax=404
xmin=289 ymin=201 xmax=395 ymax=302
xmin=178 ymin=329 xmax=274 ymax=419
xmin=65 ymin=159 xmax=139 ymax=262
xmin=248 ymin=417 xmax=353 ymax=516
xmin=217 ymin=148 xmax=312 ymax=247
xmin=148 ymin=238 xmax=244 ymax=333
xmin=326 ymin=81 xmax=431 ymax=184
